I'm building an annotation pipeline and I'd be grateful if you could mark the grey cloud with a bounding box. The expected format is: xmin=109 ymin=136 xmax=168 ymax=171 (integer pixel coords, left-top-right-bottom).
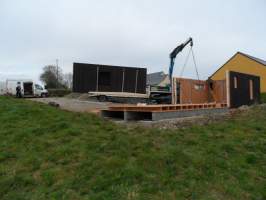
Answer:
xmin=0 ymin=0 xmax=265 ymax=81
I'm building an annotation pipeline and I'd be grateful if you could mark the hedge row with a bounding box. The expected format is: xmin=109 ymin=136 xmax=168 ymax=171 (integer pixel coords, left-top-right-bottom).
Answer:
xmin=47 ymin=89 xmax=72 ymax=97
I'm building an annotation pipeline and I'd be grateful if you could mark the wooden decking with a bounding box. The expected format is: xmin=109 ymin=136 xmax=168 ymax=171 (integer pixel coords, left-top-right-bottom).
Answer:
xmin=107 ymin=102 xmax=228 ymax=112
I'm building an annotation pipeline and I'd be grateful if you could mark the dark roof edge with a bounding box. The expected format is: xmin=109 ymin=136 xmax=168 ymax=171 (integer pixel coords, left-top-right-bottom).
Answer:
xmin=147 ymin=71 xmax=165 ymax=75
xmin=237 ymin=52 xmax=266 ymax=67
xmin=73 ymin=62 xmax=147 ymax=70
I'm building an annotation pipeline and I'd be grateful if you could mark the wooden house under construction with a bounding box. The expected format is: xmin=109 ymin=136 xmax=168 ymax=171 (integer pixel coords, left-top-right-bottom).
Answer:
xmin=171 ymin=70 xmax=260 ymax=108
xmin=102 ymin=70 xmax=260 ymax=121
xmin=71 ymin=53 xmax=262 ymax=121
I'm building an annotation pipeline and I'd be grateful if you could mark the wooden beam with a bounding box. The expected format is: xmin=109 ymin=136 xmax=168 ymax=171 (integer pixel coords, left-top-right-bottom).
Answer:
xmin=226 ymin=70 xmax=231 ymax=108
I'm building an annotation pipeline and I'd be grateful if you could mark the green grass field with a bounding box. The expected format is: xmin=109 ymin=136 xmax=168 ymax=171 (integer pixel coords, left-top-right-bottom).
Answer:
xmin=0 ymin=96 xmax=265 ymax=200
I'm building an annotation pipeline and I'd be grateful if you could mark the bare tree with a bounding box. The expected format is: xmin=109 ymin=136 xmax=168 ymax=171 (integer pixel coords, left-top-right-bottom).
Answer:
xmin=40 ymin=65 xmax=66 ymax=89
xmin=63 ymin=73 xmax=73 ymax=89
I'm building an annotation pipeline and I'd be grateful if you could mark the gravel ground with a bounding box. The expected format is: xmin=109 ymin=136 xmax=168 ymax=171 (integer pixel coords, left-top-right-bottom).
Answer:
xmin=135 ymin=113 xmax=231 ymax=129
xmin=118 ymin=106 xmax=254 ymax=129
xmin=29 ymin=96 xmax=261 ymax=129
xmin=28 ymin=97 xmax=112 ymax=114
xmin=115 ymin=112 xmax=230 ymax=129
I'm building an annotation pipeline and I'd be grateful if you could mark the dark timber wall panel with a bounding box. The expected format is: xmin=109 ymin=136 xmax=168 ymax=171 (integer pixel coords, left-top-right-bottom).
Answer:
xmin=73 ymin=64 xmax=97 ymax=93
xmin=73 ymin=63 xmax=147 ymax=94
xmin=229 ymin=71 xmax=260 ymax=108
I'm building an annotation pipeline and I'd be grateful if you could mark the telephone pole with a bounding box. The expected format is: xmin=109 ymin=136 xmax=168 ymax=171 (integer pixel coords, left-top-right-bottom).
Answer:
xmin=56 ymin=59 xmax=59 ymax=88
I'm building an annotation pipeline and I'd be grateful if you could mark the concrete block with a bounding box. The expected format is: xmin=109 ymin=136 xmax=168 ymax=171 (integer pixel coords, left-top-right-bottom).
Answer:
xmin=152 ymin=108 xmax=229 ymax=121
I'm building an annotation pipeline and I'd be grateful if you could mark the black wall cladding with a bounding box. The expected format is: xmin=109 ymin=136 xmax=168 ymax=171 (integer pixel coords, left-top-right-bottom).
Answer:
xmin=73 ymin=63 xmax=147 ymax=94
xmin=229 ymin=71 xmax=260 ymax=108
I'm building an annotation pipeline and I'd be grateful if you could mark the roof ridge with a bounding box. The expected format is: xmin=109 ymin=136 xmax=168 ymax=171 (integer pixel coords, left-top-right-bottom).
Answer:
xmin=238 ymin=52 xmax=266 ymax=66
xmin=148 ymin=71 xmax=165 ymax=75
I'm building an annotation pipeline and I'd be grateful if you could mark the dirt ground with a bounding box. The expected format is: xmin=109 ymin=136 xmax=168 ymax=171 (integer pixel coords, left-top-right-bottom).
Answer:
xmin=29 ymin=97 xmax=113 ymax=114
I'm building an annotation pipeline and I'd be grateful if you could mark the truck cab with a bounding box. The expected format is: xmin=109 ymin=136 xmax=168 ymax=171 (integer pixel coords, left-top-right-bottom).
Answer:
xmin=34 ymin=84 xmax=48 ymax=97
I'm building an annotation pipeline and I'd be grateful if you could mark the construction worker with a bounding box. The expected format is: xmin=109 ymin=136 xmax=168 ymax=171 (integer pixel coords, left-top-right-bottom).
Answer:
xmin=16 ymin=82 xmax=22 ymax=98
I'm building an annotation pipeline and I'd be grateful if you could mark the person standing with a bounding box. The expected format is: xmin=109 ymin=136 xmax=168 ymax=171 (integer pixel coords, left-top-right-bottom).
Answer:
xmin=16 ymin=82 xmax=22 ymax=98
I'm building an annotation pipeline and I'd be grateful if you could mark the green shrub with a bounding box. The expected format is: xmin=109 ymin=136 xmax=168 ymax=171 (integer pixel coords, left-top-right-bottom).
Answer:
xmin=261 ymin=93 xmax=266 ymax=103
xmin=47 ymin=89 xmax=71 ymax=97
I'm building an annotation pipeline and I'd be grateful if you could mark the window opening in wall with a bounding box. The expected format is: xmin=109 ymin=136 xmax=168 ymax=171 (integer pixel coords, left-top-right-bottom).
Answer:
xmin=194 ymin=83 xmax=204 ymax=91
xmin=209 ymin=82 xmax=214 ymax=90
xmin=234 ymin=77 xmax=238 ymax=89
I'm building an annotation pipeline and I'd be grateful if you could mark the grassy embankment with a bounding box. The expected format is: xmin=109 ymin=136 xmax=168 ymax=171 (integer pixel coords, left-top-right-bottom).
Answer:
xmin=0 ymin=96 xmax=265 ymax=199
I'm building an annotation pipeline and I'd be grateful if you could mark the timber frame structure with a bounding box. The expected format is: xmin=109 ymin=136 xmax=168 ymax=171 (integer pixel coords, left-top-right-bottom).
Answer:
xmin=101 ymin=70 xmax=260 ymax=121
xmin=73 ymin=63 xmax=147 ymax=94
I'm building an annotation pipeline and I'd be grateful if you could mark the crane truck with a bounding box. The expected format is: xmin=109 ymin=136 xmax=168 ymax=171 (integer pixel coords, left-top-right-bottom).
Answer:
xmin=168 ymin=37 xmax=193 ymax=91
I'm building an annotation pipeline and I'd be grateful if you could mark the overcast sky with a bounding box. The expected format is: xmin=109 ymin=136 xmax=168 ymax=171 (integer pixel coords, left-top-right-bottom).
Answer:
xmin=0 ymin=0 xmax=265 ymax=81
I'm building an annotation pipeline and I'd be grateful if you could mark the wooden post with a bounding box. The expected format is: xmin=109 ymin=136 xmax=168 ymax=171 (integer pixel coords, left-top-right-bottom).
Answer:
xmin=121 ymin=69 xmax=125 ymax=92
xmin=172 ymin=77 xmax=176 ymax=104
xmin=179 ymin=80 xmax=182 ymax=104
xmin=226 ymin=70 xmax=230 ymax=108
xmin=190 ymin=80 xmax=192 ymax=104
xmin=249 ymin=79 xmax=254 ymax=100
xmin=96 ymin=66 xmax=99 ymax=92
xmin=135 ymin=70 xmax=139 ymax=93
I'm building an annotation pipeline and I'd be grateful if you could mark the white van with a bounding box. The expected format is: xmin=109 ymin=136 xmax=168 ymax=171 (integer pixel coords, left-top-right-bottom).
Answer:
xmin=6 ymin=80 xmax=48 ymax=97
xmin=0 ymin=82 xmax=6 ymax=95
